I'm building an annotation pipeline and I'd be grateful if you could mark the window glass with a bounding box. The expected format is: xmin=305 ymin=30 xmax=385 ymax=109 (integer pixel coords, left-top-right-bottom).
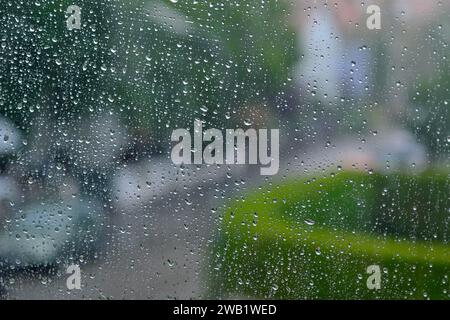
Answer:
xmin=0 ymin=0 xmax=448 ymax=299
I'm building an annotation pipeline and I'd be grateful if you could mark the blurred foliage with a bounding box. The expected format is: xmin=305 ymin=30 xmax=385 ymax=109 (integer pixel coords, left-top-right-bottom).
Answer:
xmin=408 ymin=60 xmax=449 ymax=160
xmin=119 ymin=0 xmax=298 ymax=144
xmin=403 ymin=14 xmax=449 ymax=161
xmin=0 ymin=0 xmax=298 ymax=146
xmin=211 ymin=171 xmax=450 ymax=299
xmin=0 ymin=1 xmax=116 ymax=126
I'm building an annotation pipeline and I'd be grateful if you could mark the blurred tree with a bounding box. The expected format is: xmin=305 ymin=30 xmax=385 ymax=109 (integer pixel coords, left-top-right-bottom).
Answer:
xmin=408 ymin=61 xmax=449 ymax=161
xmin=110 ymin=0 xmax=298 ymax=146
xmin=0 ymin=0 xmax=116 ymax=127
xmin=0 ymin=0 xmax=298 ymax=146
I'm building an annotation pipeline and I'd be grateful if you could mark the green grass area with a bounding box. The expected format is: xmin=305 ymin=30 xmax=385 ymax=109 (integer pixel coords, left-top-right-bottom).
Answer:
xmin=210 ymin=171 xmax=450 ymax=299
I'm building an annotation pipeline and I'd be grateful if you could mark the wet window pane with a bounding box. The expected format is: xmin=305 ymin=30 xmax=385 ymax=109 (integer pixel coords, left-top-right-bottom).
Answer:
xmin=0 ymin=0 xmax=449 ymax=300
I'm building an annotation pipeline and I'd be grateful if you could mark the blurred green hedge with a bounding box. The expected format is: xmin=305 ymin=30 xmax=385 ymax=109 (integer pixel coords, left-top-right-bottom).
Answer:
xmin=210 ymin=171 xmax=450 ymax=299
